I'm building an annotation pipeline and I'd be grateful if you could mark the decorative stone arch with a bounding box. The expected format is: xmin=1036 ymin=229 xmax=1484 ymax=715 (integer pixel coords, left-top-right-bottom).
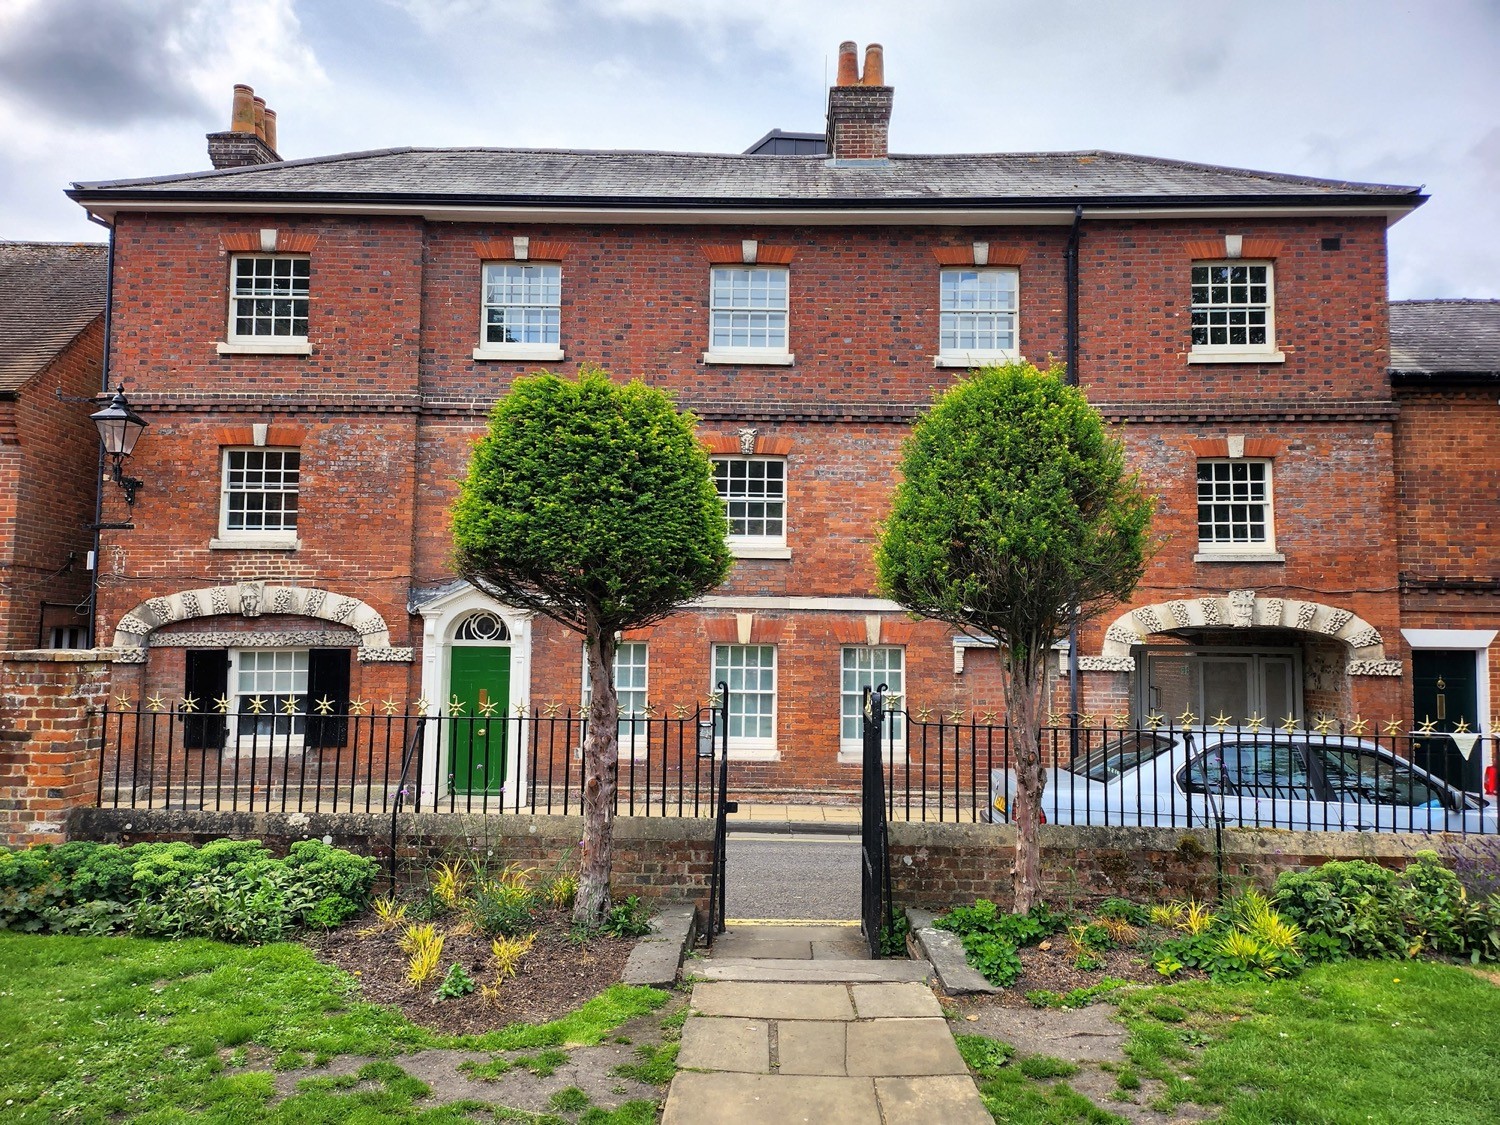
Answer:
xmin=110 ymin=583 xmax=413 ymax=663
xmin=1084 ymin=589 xmax=1400 ymax=677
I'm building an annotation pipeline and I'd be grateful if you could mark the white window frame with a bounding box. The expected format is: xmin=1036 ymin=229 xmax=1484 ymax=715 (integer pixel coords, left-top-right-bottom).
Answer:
xmin=229 ymin=648 xmax=308 ymax=747
xmin=703 ymin=266 xmax=794 ymax=365
xmin=219 ymin=254 xmax=312 ymax=356
xmin=839 ymin=646 xmax=907 ymax=763
xmin=473 ymin=261 xmax=565 ymax=362
xmin=1195 ymin=458 xmax=1280 ymax=560
xmin=580 ymin=641 xmax=651 ymax=756
xmin=211 ymin=447 xmax=302 ymax=551
xmin=712 ymin=644 xmax=778 ymax=759
xmin=712 ymin=456 xmax=790 ymax=559
xmin=1188 ymin=260 xmax=1284 ymax=364
xmin=935 ymin=267 xmax=1020 ymax=367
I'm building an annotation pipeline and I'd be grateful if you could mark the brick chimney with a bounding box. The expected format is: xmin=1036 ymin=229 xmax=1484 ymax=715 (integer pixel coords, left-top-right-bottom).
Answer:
xmin=825 ymin=41 xmax=892 ymax=163
xmin=207 ymin=83 xmax=282 ymax=169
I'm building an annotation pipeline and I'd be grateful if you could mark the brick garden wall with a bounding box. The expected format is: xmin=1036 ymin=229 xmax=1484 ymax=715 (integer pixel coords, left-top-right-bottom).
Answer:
xmin=888 ymin=820 xmax=1476 ymax=910
xmin=0 ymin=651 xmax=110 ymax=845
xmin=66 ymin=806 xmax=717 ymax=910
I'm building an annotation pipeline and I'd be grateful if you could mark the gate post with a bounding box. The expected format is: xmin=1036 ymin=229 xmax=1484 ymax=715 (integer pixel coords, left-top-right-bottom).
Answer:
xmin=703 ymin=679 xmax=731 ymax=946
xmin=860 ymin=683 xmax=893 ymax=958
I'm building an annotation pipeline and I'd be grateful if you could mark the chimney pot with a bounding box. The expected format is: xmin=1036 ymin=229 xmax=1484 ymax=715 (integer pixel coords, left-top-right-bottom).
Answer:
xmin=836 ymin=40 xmax=858 ymax=86
xmin=252 ymin=95 xmax=267 ymax=141
xmin=861 ymin=43 xmax=884 ymax=86
xmin=230 ymin=84 xmax=256 ymax=134
xmin=263 ymin=107 xmax=277 ymax=152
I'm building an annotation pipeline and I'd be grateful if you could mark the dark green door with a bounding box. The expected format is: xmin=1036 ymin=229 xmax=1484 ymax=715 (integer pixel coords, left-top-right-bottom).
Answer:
xmin=1412 ymin=650 xmax=1481 ymax=793
xmin=449 ymin=646 xmax=510 ymax=794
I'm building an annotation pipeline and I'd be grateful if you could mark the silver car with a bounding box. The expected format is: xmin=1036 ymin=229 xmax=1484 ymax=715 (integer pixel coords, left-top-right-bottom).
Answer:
xmin=989 ymin=730 xmax=1496 ymax=833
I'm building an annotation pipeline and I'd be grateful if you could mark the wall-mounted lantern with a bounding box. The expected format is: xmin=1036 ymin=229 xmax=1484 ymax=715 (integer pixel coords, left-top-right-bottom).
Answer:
xmin=90 ymin=386 xmax=147 ymax=507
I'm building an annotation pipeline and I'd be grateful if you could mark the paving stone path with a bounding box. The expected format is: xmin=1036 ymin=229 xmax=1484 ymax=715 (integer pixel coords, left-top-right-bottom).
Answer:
xmin=662 ymin=923 xmax=990 ymax=1124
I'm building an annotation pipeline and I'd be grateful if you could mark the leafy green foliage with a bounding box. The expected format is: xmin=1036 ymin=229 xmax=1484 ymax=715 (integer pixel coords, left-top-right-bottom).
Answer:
xmin=1018 ymin=1055 xmax=1081 ymax=1079
xmin=878 ymin=907 xmax=911 ymax=956
xmin=598 ymin=895 xmax=653 ymax=938
xmin=451 ymin=365 xmax=732 ymax=640
xmin=1025 ymin=978 xmax=1131 ymax=1009
xmin=469 ymin=881 xmax=537 ymax=937
xmin=1152 ymin=889 xmax=1304 ymax=982
xmin=1097 ymin=897 xmax=1149 ymax=925
xmin=435 ymin=962 xmax=477 ymax=1000
xmin=955 ymin=1034 xmax=1015 ymax=1078
xmin=1273 ymin=850 xmax=1500 ymax=963
xmin=936 ymin=900 xmax=1069 ymax=986
xmin=0 ymin=839 xmax=378 ymax=944
xmin=877 ymin=361 xmax=1153 ymax=669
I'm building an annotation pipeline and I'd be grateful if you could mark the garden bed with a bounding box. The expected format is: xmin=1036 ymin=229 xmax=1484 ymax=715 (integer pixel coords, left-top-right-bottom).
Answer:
xmin=304 ymin=909 xmax=637 ymax=1035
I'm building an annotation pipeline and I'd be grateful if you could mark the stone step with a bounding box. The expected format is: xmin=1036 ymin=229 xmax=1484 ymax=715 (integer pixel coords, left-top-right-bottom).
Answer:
xmin=692 ymin=957 xmax=934 ymax=984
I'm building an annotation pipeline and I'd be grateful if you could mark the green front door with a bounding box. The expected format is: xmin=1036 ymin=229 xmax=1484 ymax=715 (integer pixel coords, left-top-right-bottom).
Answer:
xmin=449 ymin=646 xmax=510 ymax=794
xmin=1412 ymin=650 xmax=1481 ymax=793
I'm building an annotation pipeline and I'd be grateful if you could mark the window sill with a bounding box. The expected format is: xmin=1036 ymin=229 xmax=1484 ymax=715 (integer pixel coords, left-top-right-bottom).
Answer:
xmin=838 ymin=746 xmax=908 ymax=766
xmin=727 ymin=746 xmax=780 ymax=762
xmin=472 ymin=345 xmax=565 ymax=362
xmin=210 ymin=536 xmax=302 ymax=551
xmin=1194 ymin=550 xmax=1285 ymax=564
xmin=934 ymin=352 xmax=1021 ymax=368
xmin=1188 ymin=350 xmax=1285 ymax=365
xmin=701 ymin=350 xmax=796 ymax=366
xmin=730 ymin=544 xmax=792 ymax=560
xmin=217 ymin=341 xmax=312 ymax=356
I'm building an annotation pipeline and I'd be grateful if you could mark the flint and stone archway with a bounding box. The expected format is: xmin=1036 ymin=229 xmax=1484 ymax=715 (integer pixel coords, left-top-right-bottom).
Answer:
xmin=109 ymin=583 xmax=413 ymax=663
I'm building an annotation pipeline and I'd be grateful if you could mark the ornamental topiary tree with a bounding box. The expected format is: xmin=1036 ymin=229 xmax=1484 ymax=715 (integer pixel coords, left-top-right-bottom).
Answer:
xmin=452 ymin=366 xmax=731 ymax=927
xmin=876 ymin=361 xmax=1152 ymax=912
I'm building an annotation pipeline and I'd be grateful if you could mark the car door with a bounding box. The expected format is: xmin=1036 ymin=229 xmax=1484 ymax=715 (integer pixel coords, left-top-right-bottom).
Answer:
xmin=1179 ymin=736 xmax=1316 ymax=829
xmin=1306 ymin=742 xmax=1466 ymax=833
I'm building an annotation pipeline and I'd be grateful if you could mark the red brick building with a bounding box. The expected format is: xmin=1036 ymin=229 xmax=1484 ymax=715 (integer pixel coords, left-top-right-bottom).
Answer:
xmin=0 ymin=242 xmax=106 ymax=652
xmin=61 ymin=50 xmax=1491 ymax=802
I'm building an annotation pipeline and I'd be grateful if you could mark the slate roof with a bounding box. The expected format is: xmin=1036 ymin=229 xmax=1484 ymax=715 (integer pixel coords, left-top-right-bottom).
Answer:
xmin=68 ymin=147 xmax=1423 ymax=210
xmin=0 ymin=241 xmax=107 ymax=393
xmin=1390 ymin=299 xmax=1500 ymax=379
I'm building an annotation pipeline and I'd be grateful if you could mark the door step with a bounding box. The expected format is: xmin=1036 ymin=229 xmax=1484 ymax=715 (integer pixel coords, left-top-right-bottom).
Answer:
xmin=692 ymin=957 xmax=934 ymax=984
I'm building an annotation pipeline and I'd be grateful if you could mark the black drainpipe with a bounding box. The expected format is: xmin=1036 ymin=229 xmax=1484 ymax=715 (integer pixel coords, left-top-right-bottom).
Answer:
xmin=1065 ymin=206 xmax=1083 ymax=727
xmin=85 ymin=213 xmax=115 ymax=649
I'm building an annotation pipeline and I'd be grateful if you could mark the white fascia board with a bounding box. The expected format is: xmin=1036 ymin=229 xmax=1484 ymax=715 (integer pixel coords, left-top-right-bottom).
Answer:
xmin=78 ymin=201 xmax=1417 ymax=227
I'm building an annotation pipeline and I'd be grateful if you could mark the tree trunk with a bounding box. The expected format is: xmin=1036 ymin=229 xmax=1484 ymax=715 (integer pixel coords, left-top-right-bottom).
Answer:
xmin=1005 ymin=647 xmax=1048 ymax=913
xmin=573 ymin=627 xmax=620 ymax=929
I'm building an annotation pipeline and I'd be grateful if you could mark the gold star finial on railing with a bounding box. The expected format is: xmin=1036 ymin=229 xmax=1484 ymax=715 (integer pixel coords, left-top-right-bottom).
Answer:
xmin=513 ymin=702 xmax=529 ymax=717
xmin=542 ymin=700 xmax=562 ymax=718
xmin=113 ymin=693 xmax=132 ymax=710
xmin=1145 ymin=712 xmax=1166 ymax=730
xmin=1211 ymin=711 xmax=1233 ymax=732
xmin=478 ymin=699 xmax=499 ymax=717
xmin=379 ymin=697 xmax=400 ymax=715
xmin=212 ymin=695 xmax=231 ymax=715
xmin=1078 ymin=712 xmax=1097 ymax=729
xmin=1245 ymin=713 xmax=1265 ymax=733
xmin=314 ymin=696 xmax=337 ymax=716
xmin=1345 ymin=715 xmax=1369 ymax=736
xmin=1382 ymin=717 xmax=1404 ymax=736
xmin=145 ymin=693 xmax=166 ymax=713
xmin=413 ymin=697 xmax=431 ymax=715
xmin=1279 ymin=714 xmax=1299 ymax=734
xmin=447 ymin=695 xmax=466 ymax=715
xmin=704 ymin=692 xmax=723 ymax=709
xmin=1047 ymin=711 xmax=1062 ymax=727
xmin=1415 ymin=715 xmax=1439 ymax=735
xmin=1312 ymin=715 xmax=1336 ymax=735
xmin=1177 ymin=709 xmax=1199 ymax=730
xmin=279 ymin=696 xmax=301 ymax=717
xmin=348 ymin=698 xmax=369 ymax=716
xmin=980 ymin=710 xmax=999 ymax=725
xmin=641 ymin=701 xmax=658 ymax=719
xmin=1453 ymin=717 xmax=1473 ymax=735
xmin=947 ymin=709 xmax=965 ymax=724
xmin=672 ymin=703 xmax=691 ymax=719
xmin=178 ymin=695 xmax=199 ymax=714
xmin=1112 ymin=711 xmax=1132 ymax=729
xmin=246 ymin=695 xmax=268 ymax=715
xmin=914 ymin=706 xmax=933 ymax=722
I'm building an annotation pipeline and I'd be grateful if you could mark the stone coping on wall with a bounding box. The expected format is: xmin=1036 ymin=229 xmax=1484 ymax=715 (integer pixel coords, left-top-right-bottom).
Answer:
xmin=2 ymin=649 xmax=115 ymax=663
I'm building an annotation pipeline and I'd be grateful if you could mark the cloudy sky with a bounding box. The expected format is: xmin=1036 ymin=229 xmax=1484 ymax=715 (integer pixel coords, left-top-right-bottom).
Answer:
xmin=1 ymin=0 xmax=1496 ymax=299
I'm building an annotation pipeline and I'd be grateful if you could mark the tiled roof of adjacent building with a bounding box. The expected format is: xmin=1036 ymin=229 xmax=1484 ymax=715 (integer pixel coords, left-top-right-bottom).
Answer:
xmin=1390 ymin=299 xmax=1500 ymax=379
xmin=0 ymin=241 xmax=107 ymax=393
xmin=68 ymin=147 xmax=1423 ymax=210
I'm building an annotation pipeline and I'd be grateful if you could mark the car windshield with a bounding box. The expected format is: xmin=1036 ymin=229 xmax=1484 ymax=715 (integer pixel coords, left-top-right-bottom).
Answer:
xmin=1070 ymin=733 xmax=1174 ymax=782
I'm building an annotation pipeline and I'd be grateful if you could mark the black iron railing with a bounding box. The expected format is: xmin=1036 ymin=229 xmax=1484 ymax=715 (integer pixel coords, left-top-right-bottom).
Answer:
xmin=861 ymin=685 xmax=894 ymax=958
xmin=877 ymin=711 xmax=1498 ymax=835
xmin=94 ymin=703 xmax=724 ymax=818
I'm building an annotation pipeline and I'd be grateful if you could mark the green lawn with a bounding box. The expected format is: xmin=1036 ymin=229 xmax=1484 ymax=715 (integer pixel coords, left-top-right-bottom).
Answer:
xmin=1116 ymin=959 xmax=1500 ymax=1124
xmin=0 ymin=932 xmax=667 ymax=1123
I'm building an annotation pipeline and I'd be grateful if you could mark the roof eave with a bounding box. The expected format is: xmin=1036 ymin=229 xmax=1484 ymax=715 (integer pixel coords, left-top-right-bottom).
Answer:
xmin=1391 ymin=369 xmax=1500 ymax=386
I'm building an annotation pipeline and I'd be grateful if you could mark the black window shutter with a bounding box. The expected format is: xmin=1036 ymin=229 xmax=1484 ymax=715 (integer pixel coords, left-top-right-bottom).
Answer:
xmin=305 ymin=648 xmax=351 ymax=748
xmin=182 ymin=649 xmax=229 ymax=750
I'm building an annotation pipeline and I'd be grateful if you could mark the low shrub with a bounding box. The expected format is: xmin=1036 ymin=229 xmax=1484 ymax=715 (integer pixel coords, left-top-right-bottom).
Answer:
xmin=935 ymin=900 xmax=1069 ymax=987
xmin=1152 ymin=889 xmax=1304 ymax=982
xmin=0 ymin=838 xmax=378 ymax=944
xmin=1098 ymin=897 xmax=1149 ymax=925
xmin=599 ymin=895 xmax=653 ymax=938
xmin=469 ymin=881 xmax=536 ymax=937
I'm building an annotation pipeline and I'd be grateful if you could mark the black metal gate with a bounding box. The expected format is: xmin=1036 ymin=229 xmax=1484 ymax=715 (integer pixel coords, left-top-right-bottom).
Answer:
xmin=860 ymin=684 xmax=894 ymax=958
xmin=704 ymin=679 xmax=732 ymax=947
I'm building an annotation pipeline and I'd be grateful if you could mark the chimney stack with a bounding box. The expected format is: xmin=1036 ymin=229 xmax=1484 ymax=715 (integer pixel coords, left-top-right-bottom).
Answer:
xmin=826 ymin=41 xmax=892 ymax=162
xmin=207 ymin=83 xmax=282 ymax=170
